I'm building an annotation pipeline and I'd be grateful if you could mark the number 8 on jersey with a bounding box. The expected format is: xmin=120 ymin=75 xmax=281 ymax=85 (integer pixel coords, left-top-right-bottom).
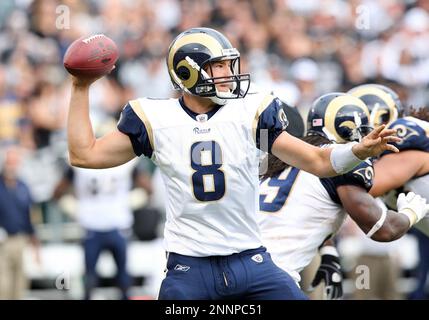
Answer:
xmin=190 ymin=141 xmax=226 ymax=201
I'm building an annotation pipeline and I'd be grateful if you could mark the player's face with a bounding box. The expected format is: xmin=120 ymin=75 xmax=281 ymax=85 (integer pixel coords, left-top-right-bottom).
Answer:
xmin=205 ymin=60 xmax=234 ymax=92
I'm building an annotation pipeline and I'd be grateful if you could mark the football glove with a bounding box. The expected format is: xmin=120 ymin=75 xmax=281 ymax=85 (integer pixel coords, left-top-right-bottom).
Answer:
xmin=309 ymin=246 xmax=343 ymax=300
xmin=397 ymin=192 xmax=429 ymax=227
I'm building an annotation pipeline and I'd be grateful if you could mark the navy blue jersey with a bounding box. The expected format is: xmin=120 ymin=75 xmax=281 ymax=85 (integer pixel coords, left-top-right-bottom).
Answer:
xmin=117 ymin=103 xmax=153 ymax=158
xmin=320 ymin=159 xmax=374 ymax=204
xmin=382 ymin=116 xmax=429 ymax=155
xmin=255 ymin=96 xmax=289 ymax=153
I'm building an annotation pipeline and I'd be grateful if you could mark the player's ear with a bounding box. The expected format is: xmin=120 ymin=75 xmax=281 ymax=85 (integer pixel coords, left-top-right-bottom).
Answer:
xmin=204 ymin=63 xmax=213 ymax=77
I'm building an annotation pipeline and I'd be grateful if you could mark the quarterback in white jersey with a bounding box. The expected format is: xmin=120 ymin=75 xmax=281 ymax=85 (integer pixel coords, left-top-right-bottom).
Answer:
xmin=258 ymin=93 xmax=429 ymax=299
xmin=66 ymin=27 xmax=400 ymax=300
xmin=120 ymin=93 xmax=272 ymax=256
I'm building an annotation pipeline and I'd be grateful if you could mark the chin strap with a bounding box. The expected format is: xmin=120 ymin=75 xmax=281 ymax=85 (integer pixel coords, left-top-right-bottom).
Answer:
xmin=208 ymin=96 xmax=227 ymax=105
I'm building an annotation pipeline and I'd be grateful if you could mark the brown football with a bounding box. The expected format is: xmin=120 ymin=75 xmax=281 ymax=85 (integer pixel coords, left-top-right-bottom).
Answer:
xmin=63 ymin=34 xmax=118 ymax=77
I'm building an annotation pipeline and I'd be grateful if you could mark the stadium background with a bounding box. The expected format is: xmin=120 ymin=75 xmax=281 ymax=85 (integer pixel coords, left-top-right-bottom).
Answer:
xmin=0 ymin=0 xmax=428 ymax=299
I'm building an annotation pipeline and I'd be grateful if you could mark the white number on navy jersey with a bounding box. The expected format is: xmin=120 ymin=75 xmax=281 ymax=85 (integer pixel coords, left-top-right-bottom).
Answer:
xmin=259 ymin=167 xmax=300 ymax=213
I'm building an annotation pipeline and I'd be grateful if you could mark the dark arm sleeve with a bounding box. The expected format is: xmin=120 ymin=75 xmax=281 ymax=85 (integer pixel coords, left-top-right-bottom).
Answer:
xmin=320 ymin=159 xmax=374 ymax=204
xmin=117 ymin=103 xmax=153 ymax=158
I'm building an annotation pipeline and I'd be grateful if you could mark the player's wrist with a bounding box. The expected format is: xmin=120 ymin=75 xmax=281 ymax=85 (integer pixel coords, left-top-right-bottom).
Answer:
xmin=399 ymin=208 xmax=419 ymax=227
xmin=71 ymin=78 xmax=92 ymax=89
xmin=351 ymin=143 xmax=368 ymax=160
xmin=330 ymin=142 xmax=363 ymax=174
xmin=319 ymin=245 xmax=339 ymax=257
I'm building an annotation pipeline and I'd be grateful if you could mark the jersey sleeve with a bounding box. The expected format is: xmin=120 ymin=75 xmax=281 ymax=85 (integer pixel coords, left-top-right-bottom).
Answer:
xmin=255 ymin=96 xmax=289 ymax=154
xmin=117 ymin=102 xmax=153 ymax=158
xmin=320 ymin=159 xmax=374 ymax=204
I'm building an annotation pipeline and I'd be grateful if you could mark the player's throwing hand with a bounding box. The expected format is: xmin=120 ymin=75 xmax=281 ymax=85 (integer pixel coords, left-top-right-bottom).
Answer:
xmin=352 ymin=124 xmax=401 ymax=159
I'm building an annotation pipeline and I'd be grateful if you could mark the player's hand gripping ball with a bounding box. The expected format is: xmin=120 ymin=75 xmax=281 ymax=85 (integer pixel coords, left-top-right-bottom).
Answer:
xmin=63 ymin=34 xmax=118 ymax=77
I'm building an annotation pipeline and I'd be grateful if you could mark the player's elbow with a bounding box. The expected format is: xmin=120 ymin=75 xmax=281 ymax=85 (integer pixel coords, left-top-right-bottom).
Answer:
xmin=69 ymin=154 xmax=85 ymax=168
xmin=370 ymin=223 xmax=404 ymax=242
xmin=69 ymin=151 xmax=92 ymax=168
xmin=370 ymin=226 xmax=397 ymax=242
xmin=352 ymin=203 xmax=398 ymax=242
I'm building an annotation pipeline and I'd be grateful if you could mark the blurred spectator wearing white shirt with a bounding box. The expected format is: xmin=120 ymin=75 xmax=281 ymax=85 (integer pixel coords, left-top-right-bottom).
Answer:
xmin=290 ymin=58 xmax=321 ymax=123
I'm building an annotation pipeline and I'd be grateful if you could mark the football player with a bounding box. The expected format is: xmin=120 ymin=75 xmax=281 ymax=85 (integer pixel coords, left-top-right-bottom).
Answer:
xmin=348 ymin=84 xmax=429 ymax=235
xmin=257 ymin=93 xmax=428 ymax=300
xmin=348 ymin=83 xmax=403 ymax=128
xmin=53 ymin=158 xmax=141 ymax=300
xmin=67 ymin=27 xmax=400 ymax=300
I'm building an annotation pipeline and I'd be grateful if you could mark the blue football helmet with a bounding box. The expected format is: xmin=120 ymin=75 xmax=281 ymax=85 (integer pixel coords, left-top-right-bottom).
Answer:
xmin=307 ymin=92 xmax=372 ymax=143
xmin=347 ymin=84 xmax=403 ymax=127
xmin=167 ymin=27 xmax=250 ymax=105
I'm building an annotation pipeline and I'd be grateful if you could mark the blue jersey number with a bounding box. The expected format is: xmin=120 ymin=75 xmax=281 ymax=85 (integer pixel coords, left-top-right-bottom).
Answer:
xmin=190 ymin=141 xmax=226 ymax=201
xmin=259 ymin=167 xmax=300 ymax=212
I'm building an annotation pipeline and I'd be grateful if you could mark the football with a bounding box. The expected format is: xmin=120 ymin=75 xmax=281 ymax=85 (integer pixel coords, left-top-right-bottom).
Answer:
xmin=63 ymin=34 xmax=118 ymax=77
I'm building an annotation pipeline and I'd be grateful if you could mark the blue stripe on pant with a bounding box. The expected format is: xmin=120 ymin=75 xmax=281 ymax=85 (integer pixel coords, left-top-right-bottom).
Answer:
xmin=158 ymin=246 xmax=308 ymax=300
xmin=83 ymin=229 xmax=131 ymax=300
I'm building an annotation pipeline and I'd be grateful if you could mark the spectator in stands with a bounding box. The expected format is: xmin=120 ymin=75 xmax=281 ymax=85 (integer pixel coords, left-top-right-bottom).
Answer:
xmin=0 ymin=145 xmax=40 ymax=299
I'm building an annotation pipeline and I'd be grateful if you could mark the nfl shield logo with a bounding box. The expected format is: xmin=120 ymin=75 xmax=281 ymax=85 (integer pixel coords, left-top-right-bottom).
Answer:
xmin=251 ymin=254 xmax=264 ymax=263
xmin=196 ymin=114 xmax=208 ymax=122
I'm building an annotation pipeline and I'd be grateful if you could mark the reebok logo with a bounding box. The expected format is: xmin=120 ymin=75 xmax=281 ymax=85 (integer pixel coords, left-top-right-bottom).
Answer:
xmin=174 ymin=264 xmax=190 ymax=272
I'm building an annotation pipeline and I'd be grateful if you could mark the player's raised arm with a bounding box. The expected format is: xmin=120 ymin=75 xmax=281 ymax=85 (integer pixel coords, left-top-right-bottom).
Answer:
xmin=65 ymin=35 xmax=136 ymax=169
xmin=370 ymin=150 xmax=429 ymax=197
xmin=338 ymin=185 xmax=428 ymax=241
xmin=68 ymin=76 xmax=136 ymax=169
xmin=272 ymin=123 xmax=400 ymax=178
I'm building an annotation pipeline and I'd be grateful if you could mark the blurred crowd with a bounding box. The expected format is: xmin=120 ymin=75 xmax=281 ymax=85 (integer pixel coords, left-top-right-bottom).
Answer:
xmin=1 ymin=0 xmax=429 ymax=299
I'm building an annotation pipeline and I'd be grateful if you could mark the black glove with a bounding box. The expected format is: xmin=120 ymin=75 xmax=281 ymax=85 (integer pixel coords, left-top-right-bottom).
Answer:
xmin=309 ymin=246 xmax=343 ymax=300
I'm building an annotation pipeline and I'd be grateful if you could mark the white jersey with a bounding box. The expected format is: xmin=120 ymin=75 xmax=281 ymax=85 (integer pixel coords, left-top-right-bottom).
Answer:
xmin=117 ymin=91 xmax=288 ymax=256
xmin=73 ymin=160 xmax=136 ymax=231
xmin=257 ymin=159 xmax=373 ymax=282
